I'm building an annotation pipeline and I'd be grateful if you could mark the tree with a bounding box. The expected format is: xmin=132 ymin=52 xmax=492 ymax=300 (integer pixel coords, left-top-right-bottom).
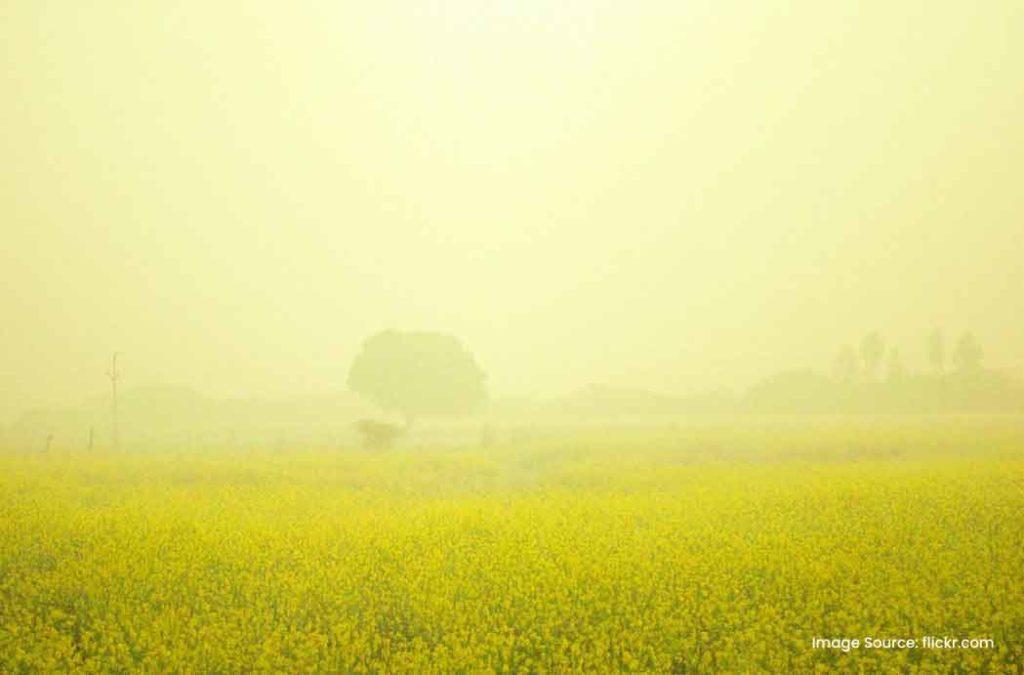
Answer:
xmin=832 ymin=345 xmax=859 ymax=383
xmin=347 ymin=330 xmax=486 ymax=424
xmin=886 ymin=347 xmax=906 ymax=382
xmin=859 ymin=332 xmax=885 ymax=380
xmin=927 ymin=329 xmax=946 ymax=375
xmin=952 ymin=332 xmax=982 ymax=375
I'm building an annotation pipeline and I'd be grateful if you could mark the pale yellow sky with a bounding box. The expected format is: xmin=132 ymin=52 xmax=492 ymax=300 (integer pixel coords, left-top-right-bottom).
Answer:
xmin=2 ymin=1 xmax=1022 ymax=418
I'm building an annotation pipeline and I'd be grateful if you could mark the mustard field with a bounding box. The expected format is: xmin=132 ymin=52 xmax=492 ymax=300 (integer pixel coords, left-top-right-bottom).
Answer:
xmin=2 ymin=417 xmax=1023 ymax=672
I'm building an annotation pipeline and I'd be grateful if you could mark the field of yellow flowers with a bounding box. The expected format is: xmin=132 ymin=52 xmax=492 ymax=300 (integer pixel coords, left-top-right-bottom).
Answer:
xmin=1 ymin=416 xmax=1022 ymax=672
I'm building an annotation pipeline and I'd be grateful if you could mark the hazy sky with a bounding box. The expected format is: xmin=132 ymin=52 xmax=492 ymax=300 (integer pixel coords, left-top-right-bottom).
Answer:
xmin=3 ymin=1 xmax=1022 ymax=418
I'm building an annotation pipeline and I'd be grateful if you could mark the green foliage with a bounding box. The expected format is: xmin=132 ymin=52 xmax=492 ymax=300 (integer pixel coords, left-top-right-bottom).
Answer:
xmin=953 ymin=332 xmax=983 ymax=374
xmin=859 ymin=332 xmax=885 ymax=379
xmin=355 ymin=419 xmax=404 ymax=450
xmin=928 ymin=329 xmax=946 ymax=373
xmin=347 ymin=331 xmax=486 ymax=420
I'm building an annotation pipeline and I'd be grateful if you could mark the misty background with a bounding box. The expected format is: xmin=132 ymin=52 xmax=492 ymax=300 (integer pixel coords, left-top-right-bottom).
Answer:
xmin=3 ymin=1 xmax=1023 ymax=427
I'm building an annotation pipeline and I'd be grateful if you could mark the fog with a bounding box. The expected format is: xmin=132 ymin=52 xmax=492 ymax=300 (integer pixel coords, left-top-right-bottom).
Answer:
xmin=3 ymin=1 xmax=1023 ymax=422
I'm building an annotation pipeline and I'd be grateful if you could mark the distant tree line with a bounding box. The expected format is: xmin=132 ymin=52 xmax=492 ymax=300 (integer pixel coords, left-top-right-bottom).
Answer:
xmin=831 ymin=330 xmax=983 ymax=384
xmin=747 ymin=330 xmax=1020 ymax=413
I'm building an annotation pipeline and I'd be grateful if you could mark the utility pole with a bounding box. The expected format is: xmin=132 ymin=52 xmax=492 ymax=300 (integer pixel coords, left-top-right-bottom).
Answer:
xmin=107 ymin=352 xmax=120 ymax=450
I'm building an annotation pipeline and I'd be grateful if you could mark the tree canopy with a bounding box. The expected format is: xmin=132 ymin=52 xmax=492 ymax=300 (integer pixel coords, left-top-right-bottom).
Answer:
xmin=347 ymin=330 xmax=487 ymax=421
